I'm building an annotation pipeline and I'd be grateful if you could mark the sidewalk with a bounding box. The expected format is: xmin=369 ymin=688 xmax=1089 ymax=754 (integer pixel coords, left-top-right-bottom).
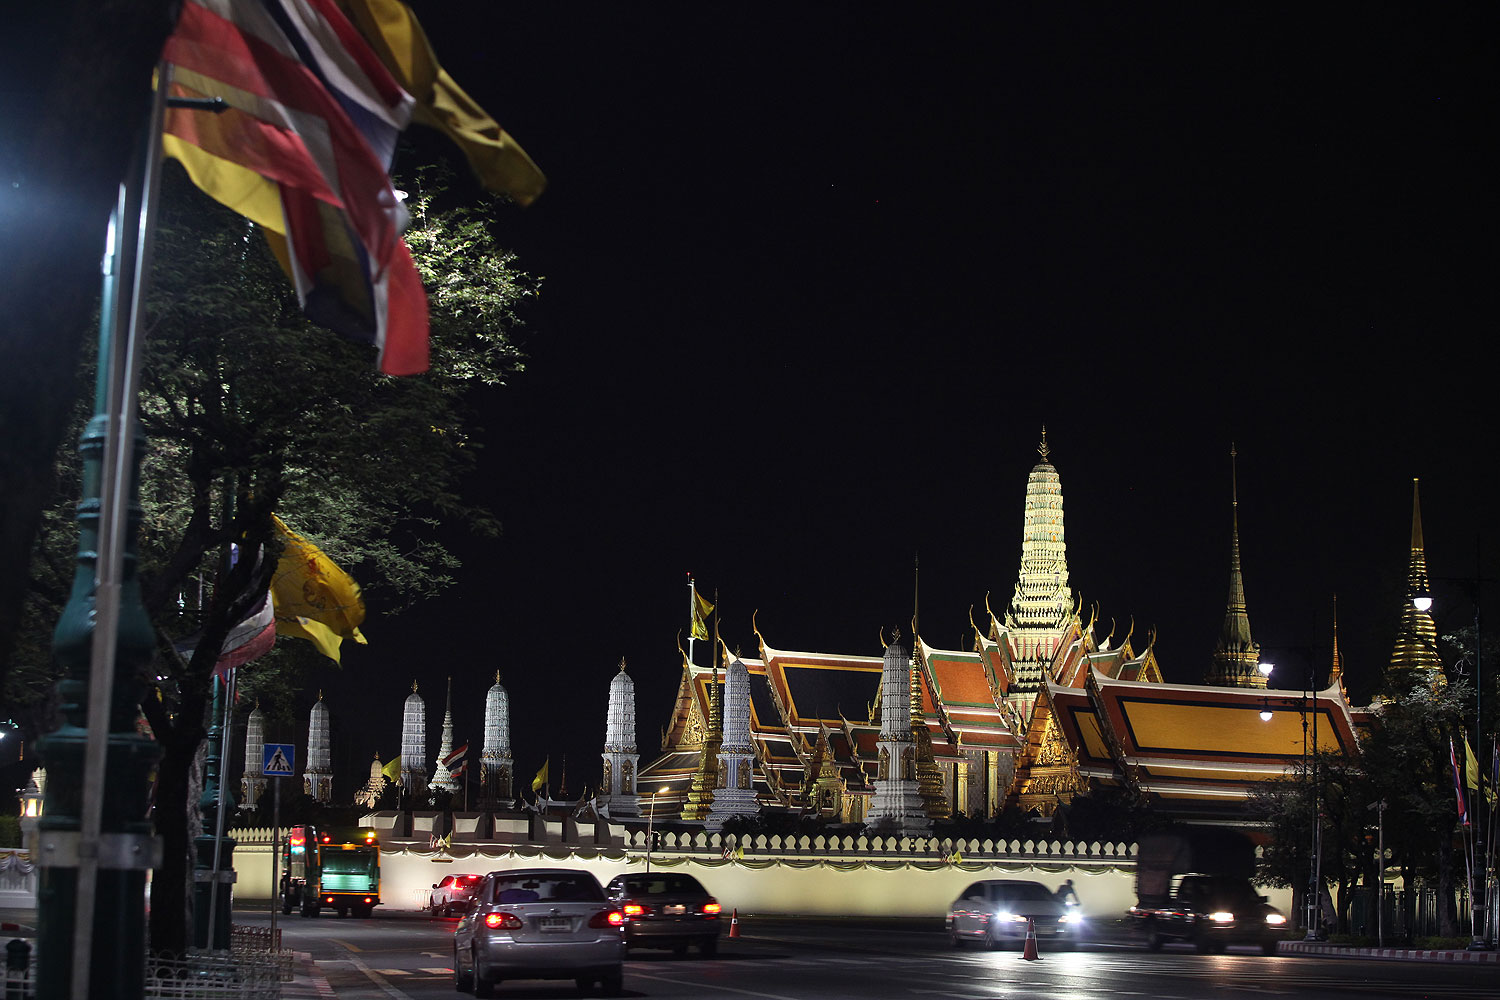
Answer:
xmin=1083 ymin=917 xmax=1500 ymax=963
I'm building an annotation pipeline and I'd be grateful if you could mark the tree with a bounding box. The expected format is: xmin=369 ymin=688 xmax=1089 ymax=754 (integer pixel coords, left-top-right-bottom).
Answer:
xmin=0 ymin=3 xmax=178 ymax=686
xmin=10 ymin=162 xmax=538 ymax=952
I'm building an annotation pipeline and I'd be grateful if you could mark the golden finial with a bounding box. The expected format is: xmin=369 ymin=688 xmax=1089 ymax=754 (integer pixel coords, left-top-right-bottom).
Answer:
xmin=878 ymin=628 xmax=888 ymax=650
xmin=1038 ymin=426 xmax=1050 ymax=461
xmin=495 ymin=670 xmax=502 ymax=684
xmin=318 ymin=689 xmax=323 ymax=701
xmin=1123 ymin=617 xmax=1135 ymax=649
xmin=1230 ymin=442 xmax=1239 ymax=508
xmin=411 ymin=680 xmax=418 ymax=694
xmin=617 ymin=657 xmax=627 ymax=673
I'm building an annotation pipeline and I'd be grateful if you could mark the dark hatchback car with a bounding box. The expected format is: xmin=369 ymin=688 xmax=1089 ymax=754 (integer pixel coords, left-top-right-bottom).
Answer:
xmin=603 ymin=872 xmax=723 ymax=956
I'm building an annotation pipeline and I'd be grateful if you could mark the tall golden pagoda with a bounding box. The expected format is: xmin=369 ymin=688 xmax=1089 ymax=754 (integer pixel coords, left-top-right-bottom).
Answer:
xmin=1206 ymin=444 xmax=1266 ymax=688
xmin=1386 ymin=478 xmax=1445 ymax=690
xmin=1005 ymin=428 xmax=1076 ymax=696
xmin=679 ymin=659 xmax=722 ymax=820
xmin=911 ymin=657 xmax=950 ymax=822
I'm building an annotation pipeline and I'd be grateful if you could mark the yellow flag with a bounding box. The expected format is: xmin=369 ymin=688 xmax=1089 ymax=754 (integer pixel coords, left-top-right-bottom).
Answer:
xmin=339 ymin=0 xmax=547 ymax=205
xmin=381 ymin=755 xmax=401 ymax=781
xmin=690 ymin=589 xmax=714 ymax=641
xmin=531 ymin=759 xmax=549 ymax=793
xmin=271 ymin=515 xmax=368 ymax=663
xmin=1465 ymin=737 xmax=1480 ymax=790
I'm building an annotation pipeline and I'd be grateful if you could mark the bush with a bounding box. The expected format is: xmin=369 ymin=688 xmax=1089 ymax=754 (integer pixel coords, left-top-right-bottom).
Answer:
xmin=0 ymin=815 xmax=21 ymax=848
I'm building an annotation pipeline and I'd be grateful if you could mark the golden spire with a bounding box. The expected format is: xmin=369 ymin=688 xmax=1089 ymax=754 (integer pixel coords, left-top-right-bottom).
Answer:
xmin=1209 ymin=443 xmax=1265 ymax=688
xmin=1037 ymin=425 xmax=1050 ymax=462
xmin=1387 ymin=478 xmax=1444 ymax=689
xmin=1328 ymin=593 xmax=1343 ymax=687
xmin=909 ymin=650 xmax=950 ymax=822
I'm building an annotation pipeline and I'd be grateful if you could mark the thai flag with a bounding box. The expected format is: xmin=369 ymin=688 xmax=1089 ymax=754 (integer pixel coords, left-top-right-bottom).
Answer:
xmin=443 ymin=742 xmax=468 ymax=770
xmin=1451 ymin=738 xmax=1469 ymax=827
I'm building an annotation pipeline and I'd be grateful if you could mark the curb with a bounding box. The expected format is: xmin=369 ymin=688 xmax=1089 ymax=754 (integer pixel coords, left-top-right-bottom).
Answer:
xmin=1279 ymin=941 xmax=1500 ymax=963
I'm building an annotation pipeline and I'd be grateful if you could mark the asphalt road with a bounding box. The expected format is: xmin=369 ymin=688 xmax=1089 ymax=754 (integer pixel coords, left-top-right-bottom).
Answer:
xmin=239 ymin=906 xmax=1500 ymax=1000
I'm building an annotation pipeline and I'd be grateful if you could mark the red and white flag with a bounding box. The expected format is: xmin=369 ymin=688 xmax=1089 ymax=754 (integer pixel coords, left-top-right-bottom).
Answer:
xmin=1451 ymin=737 xmax=1470 ymax=827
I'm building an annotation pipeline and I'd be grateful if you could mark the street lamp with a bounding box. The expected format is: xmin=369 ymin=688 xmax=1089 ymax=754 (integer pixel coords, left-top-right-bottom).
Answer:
xmin=1257 ymin=659 xmax=1322 ymax=940
xmin=1413 ymin=584 xmax=1490 ymax=950
xmin=645 ymin=787 xmax=669 ymax=873
xmin=1367 ymin=798 xmax=1387 ymax=948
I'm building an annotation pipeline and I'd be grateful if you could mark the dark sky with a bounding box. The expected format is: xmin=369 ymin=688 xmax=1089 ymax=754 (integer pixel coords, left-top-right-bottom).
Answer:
xmin=294 ymin=6 xmax=1494 ymax=801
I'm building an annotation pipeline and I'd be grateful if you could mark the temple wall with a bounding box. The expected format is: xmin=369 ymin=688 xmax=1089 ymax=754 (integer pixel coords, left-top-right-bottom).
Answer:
xmin=226 ymin=827 xmax=1291 ymax=920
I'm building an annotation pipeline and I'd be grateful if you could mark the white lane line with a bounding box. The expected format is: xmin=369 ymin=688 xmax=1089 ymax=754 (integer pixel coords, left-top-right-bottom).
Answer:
xmin=324 ymin=945 xmax=415 ymax=1000
xmin=630 ymin=970 xmax=811 ymax=1000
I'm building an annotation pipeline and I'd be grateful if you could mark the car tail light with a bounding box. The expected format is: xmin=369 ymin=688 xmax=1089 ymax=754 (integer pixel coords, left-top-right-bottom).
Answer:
xmin=702 ymin=901 xmax=721 ymax=916
xmin=363 ymin=897 xmax=373 ymax=904
xmin=325 ymin=897 xmax=335 ymax=905
xmin=622 ymin=903 xmax=645 ymax=917
xmin=589 ymin=910 xmax=625 ymax=928
xmin=485 ymin=912 xmax=524 ymax=930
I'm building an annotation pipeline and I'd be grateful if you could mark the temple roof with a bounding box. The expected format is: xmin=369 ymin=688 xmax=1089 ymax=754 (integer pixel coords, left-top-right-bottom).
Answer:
xmin=1042 ymin=668 xmax=1370 ymax=807
xmin=916 ymin=637 xmax=1023 ymax=752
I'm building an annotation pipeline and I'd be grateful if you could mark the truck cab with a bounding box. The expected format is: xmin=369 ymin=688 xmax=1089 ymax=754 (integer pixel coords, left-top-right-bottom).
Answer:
xmin=1128 ymin=830 xmax=1286 ymax=955
xmin=1130 ymin=872 xmax=1285 ymax=954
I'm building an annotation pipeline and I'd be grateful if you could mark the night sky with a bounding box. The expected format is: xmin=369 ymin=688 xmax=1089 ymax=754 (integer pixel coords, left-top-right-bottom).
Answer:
xmin=287 ymin=6 xmax=1494 ymax=804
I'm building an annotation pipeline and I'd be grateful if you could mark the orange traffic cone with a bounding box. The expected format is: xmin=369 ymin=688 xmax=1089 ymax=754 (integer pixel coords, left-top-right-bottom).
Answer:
xmin=729 ymin=908 xmax=741 ymax=939
xmin=1020 ymin=918 xmax=1040 ymax=961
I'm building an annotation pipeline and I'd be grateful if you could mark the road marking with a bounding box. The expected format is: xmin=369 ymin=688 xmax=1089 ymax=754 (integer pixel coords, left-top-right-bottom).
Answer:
xmin=420 ymin=968 xmax=451 ymax=975
xmin=326 ymin=941 xmax=413 ymax=999
xmin=630 ymin=970 xmax=808 ymax=999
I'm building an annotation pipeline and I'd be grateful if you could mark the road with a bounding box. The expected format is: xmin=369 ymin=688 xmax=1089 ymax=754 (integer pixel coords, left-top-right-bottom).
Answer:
xmin=237 ymin=907 xmax=1499 ymax=1000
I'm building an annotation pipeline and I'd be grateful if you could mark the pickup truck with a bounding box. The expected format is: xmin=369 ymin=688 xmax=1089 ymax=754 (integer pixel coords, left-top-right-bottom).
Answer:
xmin=1128 ymin=830 xmax=1286 ymax=954
xmin=1129 ymin=872 xmax=1286 ymax=954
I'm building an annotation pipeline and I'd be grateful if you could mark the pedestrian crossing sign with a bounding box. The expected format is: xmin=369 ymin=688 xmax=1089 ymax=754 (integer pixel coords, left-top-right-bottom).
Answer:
xmin=263 ymin=744 xmax=295 ymax=776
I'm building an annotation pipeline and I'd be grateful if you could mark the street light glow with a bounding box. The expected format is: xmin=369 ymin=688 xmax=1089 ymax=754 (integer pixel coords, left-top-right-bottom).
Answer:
xmin=1411 ymin=594 xmax=1433 ymax=612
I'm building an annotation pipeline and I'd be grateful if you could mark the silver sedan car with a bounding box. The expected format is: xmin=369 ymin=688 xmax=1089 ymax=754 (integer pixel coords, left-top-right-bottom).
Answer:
xmin=946 ymin=878 xmax=1082 ymax=949
xmin=453 ymin=868 xmax=625 ymax=997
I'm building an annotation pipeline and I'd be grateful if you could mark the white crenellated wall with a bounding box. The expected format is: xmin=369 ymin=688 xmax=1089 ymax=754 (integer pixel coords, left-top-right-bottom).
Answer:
xmin=225 ymin=827 xmax=1291 ymax=920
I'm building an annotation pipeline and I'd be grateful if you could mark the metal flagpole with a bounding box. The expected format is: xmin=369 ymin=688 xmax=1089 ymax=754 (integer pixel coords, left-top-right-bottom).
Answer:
xmin=271 ymin=776 xmax=281 ymax=943
xmin=687 ymin=576 xmax=697 ymax=669
xmin=206 ymin=665 xmax=238 ymax=950
xmin=69 ymin=62 xmax=171 ymax=1000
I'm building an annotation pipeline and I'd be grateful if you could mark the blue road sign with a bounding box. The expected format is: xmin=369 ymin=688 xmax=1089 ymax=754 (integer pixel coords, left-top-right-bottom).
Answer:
xmin=263 ymin=744 xmax=295 ymax=776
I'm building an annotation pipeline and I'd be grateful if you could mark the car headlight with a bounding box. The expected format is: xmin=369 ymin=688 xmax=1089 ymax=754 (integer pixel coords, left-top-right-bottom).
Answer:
xmin=1264 ymin=912 xmax=1287 ymax=926
xmin=996 ymin=910 xmax=1028 ymax=923
xmin=1209 ymin=911 xmax=1235 ymax=924
xmin=1059 ymin=911 xmax=1083 ymax=925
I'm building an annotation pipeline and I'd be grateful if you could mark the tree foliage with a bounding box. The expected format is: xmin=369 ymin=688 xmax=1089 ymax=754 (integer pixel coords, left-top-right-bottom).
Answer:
xmin=1251 ymin=675 xmax=1472 ymax=938
xmin=8 ymin=161 xmax=538 ymax=951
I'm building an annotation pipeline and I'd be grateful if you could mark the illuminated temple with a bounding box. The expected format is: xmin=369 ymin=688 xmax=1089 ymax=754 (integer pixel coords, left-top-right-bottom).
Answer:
xmin=631 ymin=432 xmax=1376 ymax=827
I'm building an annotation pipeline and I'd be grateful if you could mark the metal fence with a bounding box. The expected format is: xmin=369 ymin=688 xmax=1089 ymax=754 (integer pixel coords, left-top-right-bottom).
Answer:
xmin=1 ymin=924 xmax=291 ymax=1000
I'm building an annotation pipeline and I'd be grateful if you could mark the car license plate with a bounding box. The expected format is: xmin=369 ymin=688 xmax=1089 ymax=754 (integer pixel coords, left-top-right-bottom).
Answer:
xmin=539 ymin=917 xmax=571 ymax=932
xmin=664 ymin=905 xmax=686 ymax=915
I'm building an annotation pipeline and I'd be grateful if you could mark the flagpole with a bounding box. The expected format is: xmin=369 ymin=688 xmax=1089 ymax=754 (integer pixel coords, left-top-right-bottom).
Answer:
xmin=39 ymin=61 xmax=170 ymax=1000
xmin=687 ymin=575 xmax=697 ymax=669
